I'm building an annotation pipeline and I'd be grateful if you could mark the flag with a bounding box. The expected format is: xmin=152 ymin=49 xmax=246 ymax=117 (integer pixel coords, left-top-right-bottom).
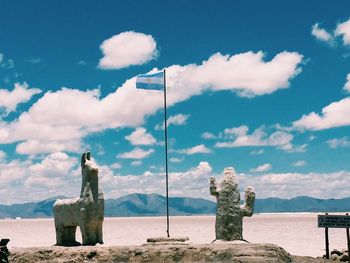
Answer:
xmin=136 ymin=71 xmax=164 ymax=90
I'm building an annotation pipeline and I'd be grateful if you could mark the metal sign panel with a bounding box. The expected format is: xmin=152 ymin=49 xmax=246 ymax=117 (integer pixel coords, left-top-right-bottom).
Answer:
xmin=318 ymin=215 xmax=350 ymax=228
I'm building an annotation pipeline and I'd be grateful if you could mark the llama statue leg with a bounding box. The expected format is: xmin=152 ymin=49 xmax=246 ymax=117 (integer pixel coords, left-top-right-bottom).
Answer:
xmin=97 ymin=223 xmax=103 ymax=244
xmin=62 ymin=226 xmax=78 ymax=245
xmin=55 ymin=224 xmax=63 ymax=245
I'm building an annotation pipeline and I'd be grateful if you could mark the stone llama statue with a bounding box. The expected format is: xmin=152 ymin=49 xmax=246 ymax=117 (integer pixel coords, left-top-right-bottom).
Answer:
xmin=210 ymin=167 xmax=255 ymax=241
xmin=53 ymin=152 xmax=104 ymax=246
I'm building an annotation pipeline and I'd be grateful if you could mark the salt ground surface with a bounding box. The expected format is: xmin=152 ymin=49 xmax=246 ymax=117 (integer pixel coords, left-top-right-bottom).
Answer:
xmin=0 ymin=213 xmax=348 ymax=257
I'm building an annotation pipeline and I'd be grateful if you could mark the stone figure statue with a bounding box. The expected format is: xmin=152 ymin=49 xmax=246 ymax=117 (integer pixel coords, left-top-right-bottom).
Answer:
xmin=210 ymin=167 xmax=255 ymax=241
xmin=53 ymin=152 xmax=104 ymax=246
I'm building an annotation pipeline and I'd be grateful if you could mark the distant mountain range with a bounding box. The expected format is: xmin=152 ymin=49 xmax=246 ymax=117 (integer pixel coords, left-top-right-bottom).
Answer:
xmin=0 ymin=194 xmax=349 ymax=219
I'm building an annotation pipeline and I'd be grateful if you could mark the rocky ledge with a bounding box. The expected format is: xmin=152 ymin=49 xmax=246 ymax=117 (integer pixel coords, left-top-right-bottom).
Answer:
xmin=9 ymin=243 xmax=331 ymax=263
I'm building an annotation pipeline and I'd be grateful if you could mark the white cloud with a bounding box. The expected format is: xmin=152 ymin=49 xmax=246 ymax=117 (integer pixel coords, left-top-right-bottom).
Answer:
xmin=117 ymin=147 xmax=154 ymax=159
xmin=167 ymin=51 xmax=303 ymax=98
xmin=98 ymin=31 xmax=158 ymax=69
xmin=155 ymin=114 xmax=190 ymax=130
xmin=214 ymin=125 xmax=297 ymax=152
xmin=344 ymin=73 xmax=350 ymax=93
xmin=100 ymin=161 xmax=350 ymax=200
xmin=250 ymin=163 xmax=272 ymax=173
xmin=293 ymin=97 xmax=350 ymax=130
xmin=27 ymin=152 xmax=77 ymax=179
xmin=169 ymin=157 xmax=184 ymax=163
xmin=125 ymin=127 xmax=156 ymax=145
xmin=0 ymin=152 xmax=80 ymax=204
xmin=110 ymin=162 xmax=122 ymax=169
xmin=201 ymin=132 xmax=217 ymax=140
xmin=0 ymin=53 xmax=14 ymax=69
xmin=311 ymin=23 xmax=334 ymax=44
xmin=100 ymin=161 xmax=213 ymax=199
xmin=239 ymin=171 xmax=350 ymax=199
xmin=16 ymin=139 xmax=81 ymax=155
xmin=326 ymin=137 xmax=350 ymax=149
xmin=0 ymin=83 xmax=41 ymax=115
xmin=335 ymin=17 xmax=350 ymax=46
xmin=292 ymin=160 xmax=306 ymax=167
xmin=0 ymin=150 xmax=6 ymax=160
xmin=177 ymin=144 xmax=211 ymax=155
xmin=0 ymin=159 xmax=27 ymax=185
xmin=131 ymin=160 xmax=142 ymax=166
xmin=23 ymin=152 xmax=79 ymax=201
xmin=250 ymin=149 xmax=264 ymax=155
xmin=0 ymin=50 xmax=303 ymax=155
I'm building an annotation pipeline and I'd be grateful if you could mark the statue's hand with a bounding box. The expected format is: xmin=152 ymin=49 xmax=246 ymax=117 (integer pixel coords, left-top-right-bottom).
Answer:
xmin=240 ymin=186 xmax=255 ymax=217
xmin=209 ymin=176 xmax=216 ymax=185
xmin=209 ymin=177 xmax=218 ymax=196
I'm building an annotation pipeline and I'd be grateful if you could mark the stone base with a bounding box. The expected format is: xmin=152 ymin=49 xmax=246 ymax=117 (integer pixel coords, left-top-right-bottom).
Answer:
xmin=212 ymin=239 xmax=249 ymax=245
xmin=146 ymin=236 xmax=189 ymax=245
xmin=8 ymin=243 xmax=301 ymax=262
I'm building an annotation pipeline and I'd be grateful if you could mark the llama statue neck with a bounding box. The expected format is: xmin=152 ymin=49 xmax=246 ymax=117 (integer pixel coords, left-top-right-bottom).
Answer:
xmin=80 ymin=152 xmax=100 ymax=203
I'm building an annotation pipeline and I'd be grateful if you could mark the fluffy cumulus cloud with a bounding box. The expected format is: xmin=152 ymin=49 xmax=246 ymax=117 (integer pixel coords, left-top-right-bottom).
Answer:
xmin=335 ymin=17 xmax=350 ymax=46
xmin=326 ymin=137 xmax=350 ymax=149
xmin=292 ymin=160 xmax=306 ymax=167
xmin=177 ymin=144 xmax=211 ymax=155
xmin=98 ymin=162 xmax=350 ymax=200
xmin=99 ymin=161 xmax=213 ymax=199
xmin=344 ymin=73 xmax=350 ymax=93
xmin=311 ymin=18 xmax=350 ymax=47
xmin=169 ymin=157 xmax=184 ymax=163
xmin=16 ymin=139 xmax=82 ymax=155
xmin=1 ymin=154 xmax=350 ymax=203
xmin=201 ymin=132 xmax=217 ymax=140
xmin=293 ymin=97 xmax=350 ymax=130
xmin=0 ymin=150 xmax=6 ymax=160
xmin=166 ymin=51 xmax=303 ymax=99
xmin=239 ymin=171 xmax=350 ymax=199
xmin=26 ymin=152 xmax=77 ymax=188
xmin=214 ymin=125 xmax=304 ymax=152
xmin=117 ymin=147 xmax=154 ymax=159
xmin=0 ymin=82 xmax=41 ymax=115
xmin=0 ymin=49 xmax=303 ymax=155
xmin=98 ymin=31 xmax=158 ymax=69
xmin=0 ymin=152 xmax=80 ymax=204
xmin=125 ymin=127 xmax=156 ymax=145
xmin=250 ymin=163 xmax=272 ymax=173
xmin=311 ymin=23 xmax=334 ymax=44
xmin=155 ymin=114 xmax=190 ymax=130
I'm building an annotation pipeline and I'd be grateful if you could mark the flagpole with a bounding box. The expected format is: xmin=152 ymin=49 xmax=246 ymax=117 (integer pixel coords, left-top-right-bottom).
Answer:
xmin=163 ymin=69 xmax=170 ymax=238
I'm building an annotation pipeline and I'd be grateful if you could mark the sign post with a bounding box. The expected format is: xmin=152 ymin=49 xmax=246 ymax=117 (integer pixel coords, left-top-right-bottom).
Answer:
xmin=318 ymin=213 xmax=350 ymax=262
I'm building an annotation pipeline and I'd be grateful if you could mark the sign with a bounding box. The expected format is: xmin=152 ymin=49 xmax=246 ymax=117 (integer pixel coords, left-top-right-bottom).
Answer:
xmin=318 ymin=215 xmax=350 ymax=228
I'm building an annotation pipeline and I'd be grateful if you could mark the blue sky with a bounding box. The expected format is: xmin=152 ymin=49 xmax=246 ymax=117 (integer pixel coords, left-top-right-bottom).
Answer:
xmin=0 ymin=1 xmax=350 ymax=204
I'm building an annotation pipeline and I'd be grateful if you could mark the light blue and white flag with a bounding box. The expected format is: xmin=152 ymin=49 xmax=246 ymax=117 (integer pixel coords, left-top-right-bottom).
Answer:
xmin=136 ymin=71 xmax=164 ymax=90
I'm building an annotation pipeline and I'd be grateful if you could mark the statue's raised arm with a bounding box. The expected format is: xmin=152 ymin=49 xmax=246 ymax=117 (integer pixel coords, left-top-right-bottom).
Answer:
xmin=209 ymin=176 xmax=219 ymax=196
xmin=240 ymin=186 xmax=255 ymax=217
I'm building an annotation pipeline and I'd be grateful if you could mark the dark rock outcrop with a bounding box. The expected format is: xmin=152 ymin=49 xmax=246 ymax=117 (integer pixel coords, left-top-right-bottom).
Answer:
xmin=8 ymin=243 xmax=321 ymax=263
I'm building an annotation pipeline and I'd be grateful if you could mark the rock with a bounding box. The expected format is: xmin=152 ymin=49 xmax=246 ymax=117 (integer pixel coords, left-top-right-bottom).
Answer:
xmin=331 ymin=249 xmax=342 ymax=256
xmin=330 ymin=253 xmax=340 ymax=261
xmin=340 ymin=253 xmax=349 ymax=262
xmin=53 ymin=152 xmax=104 ymax=246
xmin=9 ymin=243 xmax=294 ymax=263
xmin=210 ymin=167 xmax=255 ymax=241
xmin=147 ymin=237 xmax=189 ymax=244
